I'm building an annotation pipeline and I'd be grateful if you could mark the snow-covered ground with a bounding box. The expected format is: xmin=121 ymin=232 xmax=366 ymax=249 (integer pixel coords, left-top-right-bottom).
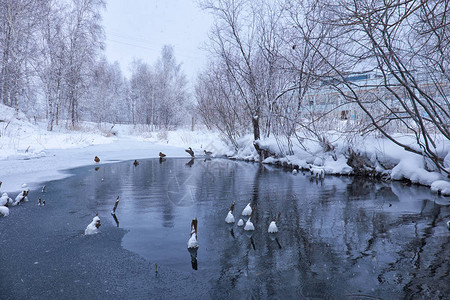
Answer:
xmin=0 ymin=104 xmax=449 ymax=196
xmin=0 ymin=104 xmax=228 ymax=193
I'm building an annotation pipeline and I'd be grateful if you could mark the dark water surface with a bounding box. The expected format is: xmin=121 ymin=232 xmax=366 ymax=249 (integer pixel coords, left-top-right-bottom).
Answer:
xmin=1 ymin=158 xmax=449 ymax=299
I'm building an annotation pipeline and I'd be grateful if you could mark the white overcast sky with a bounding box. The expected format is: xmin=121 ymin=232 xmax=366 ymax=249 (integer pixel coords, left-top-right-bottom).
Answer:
xmin=102 ymin=0 xmax=214 ymax=83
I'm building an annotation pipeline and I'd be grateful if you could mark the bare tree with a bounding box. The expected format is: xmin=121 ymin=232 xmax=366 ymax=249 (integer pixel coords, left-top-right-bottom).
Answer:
xmin=0 ymin=0 xmax=44 ymax=108
xmin=201 ymin=0 xmax=265 ymax=142
xmin=302 ymin=0 xmax=450 ymax=174
xmin=64 ymin=0 xmax=105 ymax=127
xmin=196 ymin=62 xmax=249 ymax=149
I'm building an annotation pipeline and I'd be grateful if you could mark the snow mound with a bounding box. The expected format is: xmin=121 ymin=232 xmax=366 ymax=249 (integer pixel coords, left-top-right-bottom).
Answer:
xmin=187 ymin=234 xmax=199 ymax=248
xmin=391 ymin=156 xmax=443 ymax=186
xmin=225 ymin=211 xmax=235 ymax=223
xmin=0 ymin=206 xmax=9 ymax=217
xmin=268 ymin=221 xmax=278 ymax=233
xmin=430 ymin=180 xmax=450 ymax=196
xmin=241 ymin=203 xmax=252 ymax=216
xmin=244 ymin=219 xmax=255 ymax=231
xmin=85 ymin=216 xmax=101 ymax=235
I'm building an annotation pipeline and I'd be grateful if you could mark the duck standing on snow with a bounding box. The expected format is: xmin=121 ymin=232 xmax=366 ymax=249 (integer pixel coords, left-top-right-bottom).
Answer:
xmin=85 ymin=214 xmax=101 ymax=235
xmin=244 ymin=206 xmax=256 ymax=231
xmin=225 ymin=202 xmax=235 ymax=224
xmin=268 ymin=212 xmax=281 ymax=233
xmin=133 ymin=160 xmax=139 ymax=166
xmin=242 ymin=203 xmax=252 ymax=216
xmin=204 ymin=150 xmax=212 ymax=156
xmin=159 ymin=152 xmax=166 ymax=158
xmin=185 ymin=147 xmax=195 ymax=158
xmin=187 ymin=218 xmax=199 ymax=248
xmin=94 ymin=156 xmax=100 ymax=163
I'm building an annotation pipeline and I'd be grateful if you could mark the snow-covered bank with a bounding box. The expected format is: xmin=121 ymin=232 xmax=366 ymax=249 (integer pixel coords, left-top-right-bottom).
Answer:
xmin=1 ymin=103 xmax=449 ymax=196
xmin=0 ymin=104 xmax=227 ymax=193
xmin=225 ymin=131 xmax=450 ymax=196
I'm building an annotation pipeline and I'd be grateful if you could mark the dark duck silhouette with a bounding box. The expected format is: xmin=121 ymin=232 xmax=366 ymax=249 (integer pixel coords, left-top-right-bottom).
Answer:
xmin=159 ymin=152 xmax=166 ymax=158
xmin=133 ymin=160 xmax=139 ymax=166
xmin=185 ymin=147 xmax=194 ymax=157
xmin=94 ymin=156 xmax=100 ymax=163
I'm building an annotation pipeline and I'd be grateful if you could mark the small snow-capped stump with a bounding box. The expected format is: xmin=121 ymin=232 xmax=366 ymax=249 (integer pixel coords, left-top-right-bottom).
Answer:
xmin=242 ymin=203 xmax=252 ymax=216
xmin=187 ymin=218 xmax=199 ymax=249
xmin=111 ymin=196 xmax=120 ymax=215
xmin=310 ymin=166 xmax=325 ymax=179
xmin=1 ymin=193 xmax=13 ymax=207
xmin=0 ymin=205 xmax=9 ymax=217
xmin=268 ymin=212 xmax=281 ymax=233
xmin=185 ymin=147 xmax=194 ymax=158
xmin=38 ymin=197 xmax=42 ymax=206
xmin=1 ymin=193 xmax=11 ymax=206
xmin=13 ymin=190 xmax=29 ymax=206
xmin=159 ymin=152 xmax=166 ymax=158
xmin=42 ymin=199 xmax=46 ymax=206
xmin=292 ymin=169 xmax=298 ymax=175
xmin=237 ymin=219 xmax=244 ymax=226
xmin=133 ymin=160 xmax=139 ymax=166
xmin=225 ymin=202 xmax=235 ymax=224
xmin=244 ymin=206 xmax=256 ymax=231
xmin=41 ymin=185 xmax=46 ymax=193
xmin=447 ymin=220 xmax=450 ymax=231
xmin=94 ymin=156 xmax=100 ymax=163
xmin=204 ymin=150 xmax=212 ymax=156
xmin=85 ymin=215 xmax=101 ymax=235
xmin=244 ymin=219 xmax=255 ymax=231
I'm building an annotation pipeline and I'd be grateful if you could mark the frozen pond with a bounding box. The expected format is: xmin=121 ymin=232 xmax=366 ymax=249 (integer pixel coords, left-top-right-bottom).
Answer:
xmin=1 ymin=158 xmax=449 ymax=299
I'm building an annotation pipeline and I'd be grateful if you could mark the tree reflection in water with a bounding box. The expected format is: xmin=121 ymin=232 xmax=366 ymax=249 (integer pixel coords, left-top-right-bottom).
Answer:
xmin=85 ymin=159 xmax=449 ymax=299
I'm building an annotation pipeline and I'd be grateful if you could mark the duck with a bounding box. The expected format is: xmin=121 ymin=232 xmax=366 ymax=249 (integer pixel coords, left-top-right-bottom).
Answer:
xmin=187 ymin=218 xmax=199 ymax=248
xmin=94 ymin=156 xmax=100 ymax=163
xmin=268 ymin=212 xmax=281 ymax=233
xmin=225 ymin=202 xmax=235 ymax=224
xmin=85 ymin=214 xmax=101 ymax=235
xmin=242 ymin=203 xmax=252 ymax=216
xmin=133 ymin=160 xmax=139 ymax=166
xmin=244 ymin=206 xmax=256 ymax=231
xmin=185 ymin=147 xmax=195 ymax=157
xmin=204 ymin=150 xmax=212 ymax=156
xmin=159 ymin=152 xmax=166 ymax=158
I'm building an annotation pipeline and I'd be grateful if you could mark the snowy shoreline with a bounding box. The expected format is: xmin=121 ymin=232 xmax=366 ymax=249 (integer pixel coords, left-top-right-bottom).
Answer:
xmin=1 ymin=104 xmax=449 ymax=197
